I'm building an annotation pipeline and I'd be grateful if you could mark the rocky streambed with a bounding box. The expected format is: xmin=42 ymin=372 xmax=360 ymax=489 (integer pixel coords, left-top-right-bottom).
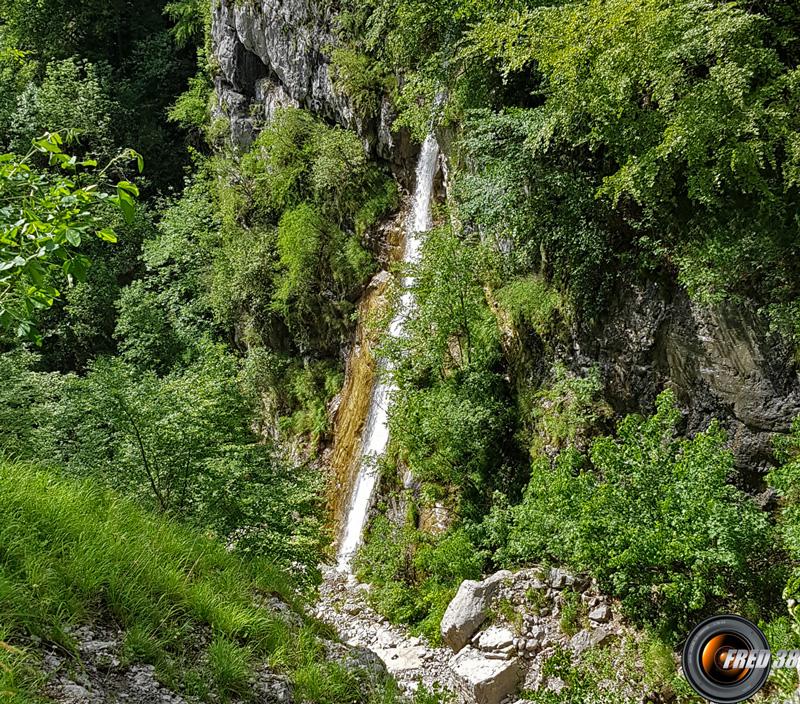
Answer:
xmin=312 ymin=567 xmax=454 ymax=693
xmin=313 ymin=565 xmax=642 ymax=704
xmin=37 ymin=566 xmax=654 ymax=704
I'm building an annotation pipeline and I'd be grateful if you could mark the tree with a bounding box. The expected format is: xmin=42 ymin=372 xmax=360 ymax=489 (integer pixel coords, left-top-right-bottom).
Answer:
xmin=0 ymin=133 xmax=141 ymax=342
xmin=461 ymin=0 xmax=800 ymax=319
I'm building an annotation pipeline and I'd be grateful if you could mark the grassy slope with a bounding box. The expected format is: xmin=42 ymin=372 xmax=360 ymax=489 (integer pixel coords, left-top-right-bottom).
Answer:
xmin=0 ymin=462 xmax=394 ymax=703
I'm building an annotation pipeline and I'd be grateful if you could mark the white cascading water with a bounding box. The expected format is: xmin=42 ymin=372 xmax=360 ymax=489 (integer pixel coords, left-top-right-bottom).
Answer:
xmin=336 ymin=134 xmax=440 ymax=571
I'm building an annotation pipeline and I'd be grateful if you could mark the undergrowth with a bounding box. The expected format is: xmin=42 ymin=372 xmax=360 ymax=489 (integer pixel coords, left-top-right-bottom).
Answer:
xmin=0 ymin=462 xmax=404 ymax=703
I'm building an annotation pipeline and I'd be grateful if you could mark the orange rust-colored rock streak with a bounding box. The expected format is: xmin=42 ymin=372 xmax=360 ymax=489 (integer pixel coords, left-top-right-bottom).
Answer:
xmin=327 ymin=212 xmax=406 ymax=554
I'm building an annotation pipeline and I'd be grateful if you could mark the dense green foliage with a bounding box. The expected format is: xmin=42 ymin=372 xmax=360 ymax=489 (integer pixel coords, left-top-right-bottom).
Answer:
xmin=211 ymin=108 xmax=395 ymax=358
xmin=769 ymin=420 xmax=800 ymax=632
xmin=0 ymin=0 xmax=196 ymax=191
xmin=355 ymin=517 xmax=484 ymax=642
xmin=0 ymin=3 xmax=396 ymax=696
xmin=0 ymin=133 xmax=140 ymax=342
xmin=5 ymin=0 xmax=800 ymax=700
xmin=339 ymin=0 xmax=800 ymax=326
xmin=384 ymin=225 xmax=521 ymax=519
xmin=499 ymin=392 xmax=777 ymax=637
xmin=343 ymin=0 xmax=800 ymax=659
xmin=0 ymin=346 xmax=323 ymax=578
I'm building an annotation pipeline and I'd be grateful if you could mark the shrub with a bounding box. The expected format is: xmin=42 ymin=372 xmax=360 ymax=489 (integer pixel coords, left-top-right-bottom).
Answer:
xmin=211 ymin=108 xmax=389 ymax=357
xmin=241 ymin=348 xmax=343 ymax=447
xmin=114 ymin=175 xmax=218 ymax=373
xmin=168 ymin=73 xmax=211 ymax=135
xmin=495 ymin=275 xmax=567 ymax=338
xmin=10 ymin=59 xmax=119 ymax=160
xmin=330 ymin=47 xmax=389 ymax=118
xmin=768 ymin=418 xmax=800 ymax=638
xmin=386 ymin=227 xmax=517 ymax=514
xmin=520 ymin=364 xmax=611 ymax=456
xmin=355 ymin=516 xmax=486 ymax=642
xmin=504 ymin=391 xmax=774 ymax=638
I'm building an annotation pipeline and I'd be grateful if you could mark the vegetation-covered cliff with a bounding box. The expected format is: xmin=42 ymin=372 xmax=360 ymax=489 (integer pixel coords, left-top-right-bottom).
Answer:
xmin=3 ymin=0 xmax=800 ymax=702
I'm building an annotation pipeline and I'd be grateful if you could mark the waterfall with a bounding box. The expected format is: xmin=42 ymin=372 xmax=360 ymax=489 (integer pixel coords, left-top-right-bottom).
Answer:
xmin=336 ymin=134 xmax=440 ymax=572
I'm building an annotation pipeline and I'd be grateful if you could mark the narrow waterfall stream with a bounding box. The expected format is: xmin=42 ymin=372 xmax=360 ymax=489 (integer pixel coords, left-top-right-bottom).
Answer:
xmin=335 ymin=134 xmax=440 ymax=571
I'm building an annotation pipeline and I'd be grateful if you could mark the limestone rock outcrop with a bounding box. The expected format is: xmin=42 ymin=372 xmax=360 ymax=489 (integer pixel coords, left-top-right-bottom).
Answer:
xmin=449 ymin=647 xmax=521 ymax=704
xmin=211 ymin=0 xmax=400 ymax=162
xmin=441 ymin=570 xmax=512 ymax=652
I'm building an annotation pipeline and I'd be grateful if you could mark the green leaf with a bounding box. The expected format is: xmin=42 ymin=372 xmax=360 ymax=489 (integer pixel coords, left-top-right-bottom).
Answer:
xmin=117 ymin=181 xmax=140 ymax=197
xmin=115 ymin=188 xmax=136 ymax=224
xmin=32 ymin=135 xmax=61 ymax=154
xmin=96 ymin=227 xmax=118 ymax=243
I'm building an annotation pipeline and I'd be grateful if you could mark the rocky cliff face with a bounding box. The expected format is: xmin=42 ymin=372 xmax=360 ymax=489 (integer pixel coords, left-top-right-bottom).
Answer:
xmin=566 ymin=282 xmax=800 ymax=477
xmin=211 ymin=0 xmax=403 ymax=163
xmin=211 ymin=2 xmax=800 ymax=478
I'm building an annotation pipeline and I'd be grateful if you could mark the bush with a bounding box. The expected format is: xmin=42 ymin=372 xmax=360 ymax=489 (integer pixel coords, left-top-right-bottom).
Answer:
xmin=519 ymin=364 xmax=612 ymax=457
xmin=386 ymin=226 xmax=517 ymax=514
xmin=0 ymin=348 xmax=324 ymax=578
xmin=168 ymin=73 xmax=212 ymax=133
xmin=495 ymin=276 xmax=567 ymax=338
xmin=273 ymin=204 xmax=372 ymax=352
xmin=768 ymin=418 xmax=800 ymax=638
xmin=330 ymin=47 xmax=390 ymax=118
xmin=210 ymin=108 xmax=390 ymax=357
xmin=503 ymin=391 xmax=774 ymax=638
xmin=241 ymin=348 xmax=343 ymax=447
xmin=10 ymin=58 xmax=119 ymax=160
xmin=115 ymin=175 xmax=218 ymax=373
xmin=355 ymin=516 xmax=485 ymax=642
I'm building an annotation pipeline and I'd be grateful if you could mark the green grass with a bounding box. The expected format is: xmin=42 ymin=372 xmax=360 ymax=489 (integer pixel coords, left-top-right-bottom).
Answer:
xmin=558 ymin=590 xmax=585 ymax=637
xmin=0 ymin=462 xmax=402 ymax=703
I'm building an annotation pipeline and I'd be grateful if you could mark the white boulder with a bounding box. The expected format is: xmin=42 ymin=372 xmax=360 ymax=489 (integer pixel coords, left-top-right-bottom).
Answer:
xmin=477 ymin=626 xmax=514 ymax=652
xmin=449 ymin=646 xmax=521 ymax=704
xmin=441 ymin=571 xmax=512 ymax=652
xmin=588 ymin=604 xmax=612 ymax=623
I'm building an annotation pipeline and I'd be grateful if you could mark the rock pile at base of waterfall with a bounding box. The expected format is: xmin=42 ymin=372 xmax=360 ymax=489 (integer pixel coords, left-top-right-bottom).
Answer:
xmin=438 ymin=567 xmax=668 ymax=704
xmin=314 ymin=564 xmax=669 ymax=704
xmin=313 ymin=567 xmax=453 ymax=693
xmin=440 ymin=570 xmax=511 ymax=652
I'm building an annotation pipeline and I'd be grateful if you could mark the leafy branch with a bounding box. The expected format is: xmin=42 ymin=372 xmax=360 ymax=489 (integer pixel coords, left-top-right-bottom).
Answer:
xmin=0 ymin=132 xmax=142 ymax=342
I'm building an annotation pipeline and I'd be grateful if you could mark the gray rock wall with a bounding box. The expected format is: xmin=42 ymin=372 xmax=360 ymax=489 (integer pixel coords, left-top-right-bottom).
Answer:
xmin=567 ymin=281 xmax=800 ymax=475
xmin=211 ymin=0 xmax=406 ymax=165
